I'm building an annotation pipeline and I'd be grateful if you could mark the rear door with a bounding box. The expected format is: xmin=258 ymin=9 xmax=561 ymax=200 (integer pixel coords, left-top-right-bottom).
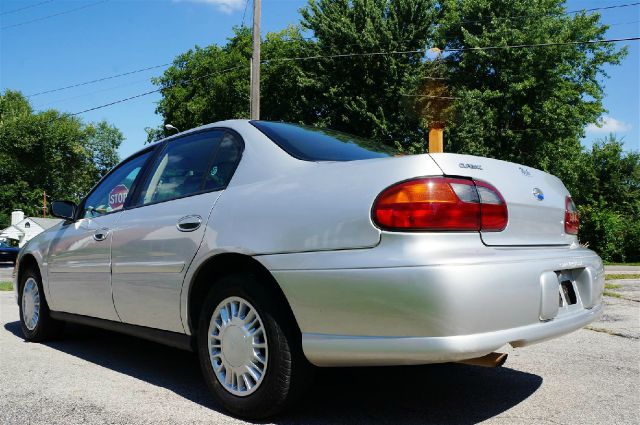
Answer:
xmin=110 ymin=129 xmax=244 ymax=332
xmin=429 ymin=153 xmax=574 ymax=246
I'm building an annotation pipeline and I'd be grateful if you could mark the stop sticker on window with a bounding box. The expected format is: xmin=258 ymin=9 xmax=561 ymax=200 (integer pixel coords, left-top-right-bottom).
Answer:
xmin=108 ymin=184 xmax=129 ymax=210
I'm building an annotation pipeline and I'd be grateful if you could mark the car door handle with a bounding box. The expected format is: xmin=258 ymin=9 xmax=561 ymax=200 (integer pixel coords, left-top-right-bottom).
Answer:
xmin=93 ymin=228 xmax=110 ymax=242
xmin=177 ymin=215 xmax=202 ymax=232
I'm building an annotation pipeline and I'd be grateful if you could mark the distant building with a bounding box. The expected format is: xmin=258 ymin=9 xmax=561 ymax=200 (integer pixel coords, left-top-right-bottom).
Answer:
xmin=0 ymin=210 xmax=62 ymax=247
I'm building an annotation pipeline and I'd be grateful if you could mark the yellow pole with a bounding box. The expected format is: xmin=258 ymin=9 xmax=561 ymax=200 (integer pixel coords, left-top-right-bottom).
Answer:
xmin=429 ymin=125 xmax=444 ymax=153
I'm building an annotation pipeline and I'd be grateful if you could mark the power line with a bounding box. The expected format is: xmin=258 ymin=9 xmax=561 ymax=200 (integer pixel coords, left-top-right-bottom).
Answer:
xmin=0 ymin=0 xmax=53 ymax=16
xmin=458 ymin=1 xmax=640 ymax=25
xmin=31 ymin=36 xmax=640 ymax=120
xmin=20 ymin=40 xmax=432 ymax=101
xmin=241 ymin=0 xmax=251 ymax=27
xmin=570 ymin=1 xmax=640 ymax=15
xmin=64 ymin=88 xmax=162 ymax=117
xmin=26 ymin=62 xmax=172 ymax=98
xmin=0 ymin=0 xmax=108 ymax=30
xmin=608 ymin=19 xmax=640 ymax=27
xmin=33 ymin=76 xmax=155 ymax=109
xmin=265 ymin=36 xmax=640 ymax=62
xmin=21 ymin=1 xmax=639 ymax=100
xmin=46 ymin=65 xmax=246 ymax=119
xmin=402 ymin=94 xmax=460 ymax=100
xmin=446 ymin=36 xmax=640 ymax=52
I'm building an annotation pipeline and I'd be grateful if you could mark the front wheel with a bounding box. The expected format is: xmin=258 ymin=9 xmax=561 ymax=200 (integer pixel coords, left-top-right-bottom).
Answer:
xmin=18 ymin=267 xmax=64 ymax=342
xmin=197 ymin=273 xmax=312 ymax=418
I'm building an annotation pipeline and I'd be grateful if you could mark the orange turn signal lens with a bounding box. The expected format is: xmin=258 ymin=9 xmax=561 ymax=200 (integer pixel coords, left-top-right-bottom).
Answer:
xmin=372 ymin=177 xmax=508 ymax=232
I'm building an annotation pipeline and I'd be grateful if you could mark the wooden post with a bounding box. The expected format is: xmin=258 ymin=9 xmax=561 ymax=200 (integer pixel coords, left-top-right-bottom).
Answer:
xmin=429 ymin=124 xmax=444 ymax=153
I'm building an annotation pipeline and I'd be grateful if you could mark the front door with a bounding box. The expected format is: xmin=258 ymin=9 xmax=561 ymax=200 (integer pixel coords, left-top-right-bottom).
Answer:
xmin=47 ymin=150 xmax=153 ymax=320
xmin=111 ymin=129 xmax=244 ymax=332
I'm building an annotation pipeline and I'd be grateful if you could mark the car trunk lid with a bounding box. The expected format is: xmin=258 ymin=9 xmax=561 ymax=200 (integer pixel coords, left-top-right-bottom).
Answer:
xmin=429 ymin=153 xmax=575 ymax=246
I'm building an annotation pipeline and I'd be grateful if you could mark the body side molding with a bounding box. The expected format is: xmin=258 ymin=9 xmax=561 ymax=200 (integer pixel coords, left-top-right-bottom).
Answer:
xmin=49 ymin=311 xmax=194 ymax=351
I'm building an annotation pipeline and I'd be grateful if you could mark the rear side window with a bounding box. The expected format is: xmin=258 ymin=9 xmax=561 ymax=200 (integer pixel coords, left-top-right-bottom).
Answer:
xmin=135 ymin=130 xmax=242 ymax=206
xmin=203 ymin=132 xmax=243 ymax=191
xmin=250 ymin=121 xmax=392 ymax=161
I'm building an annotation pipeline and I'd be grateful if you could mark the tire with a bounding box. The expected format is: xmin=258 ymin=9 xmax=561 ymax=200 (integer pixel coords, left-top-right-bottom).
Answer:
xmin=18 ymin=266 xmax=64 ymax=342
xmin=197 ymin=273 xmax=313 ymax=419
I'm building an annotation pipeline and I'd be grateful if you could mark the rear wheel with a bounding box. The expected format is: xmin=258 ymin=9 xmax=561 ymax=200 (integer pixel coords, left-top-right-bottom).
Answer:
xmin=18 ymin=267 xmax=64 ymax=342
xmin=197 ymin=273 xmax=312 ymax=418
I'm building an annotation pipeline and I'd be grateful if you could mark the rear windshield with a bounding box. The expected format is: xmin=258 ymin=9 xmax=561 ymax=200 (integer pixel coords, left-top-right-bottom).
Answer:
xmin=250 ymin=121 xmax=392 ymax=161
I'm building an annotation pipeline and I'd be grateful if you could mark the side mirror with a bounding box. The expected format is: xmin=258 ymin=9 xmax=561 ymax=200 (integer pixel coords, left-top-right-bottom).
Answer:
xmin=50 ymin=200 xmax=77 ymax=221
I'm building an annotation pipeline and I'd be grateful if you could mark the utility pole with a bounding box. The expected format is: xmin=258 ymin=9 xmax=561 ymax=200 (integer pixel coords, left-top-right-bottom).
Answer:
xmin=250 ymin=0 xmax=261 ymax=119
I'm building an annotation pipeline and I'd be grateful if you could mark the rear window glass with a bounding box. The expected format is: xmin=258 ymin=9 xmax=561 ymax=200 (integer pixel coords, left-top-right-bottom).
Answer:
xmin=250 ymin=121 xmax=392 ymax=161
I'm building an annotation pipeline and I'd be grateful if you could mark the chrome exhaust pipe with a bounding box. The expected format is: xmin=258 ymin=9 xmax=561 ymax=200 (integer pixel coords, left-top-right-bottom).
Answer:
xmin=457 ymin=352 xmax=508 ymax=368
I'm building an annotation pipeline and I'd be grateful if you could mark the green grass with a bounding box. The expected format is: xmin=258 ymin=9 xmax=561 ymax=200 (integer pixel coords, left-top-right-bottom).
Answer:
xmin=604 ymin=283 xmax=623 ymax=298
xmin=605 ymin=273 xmax=640 ymax=281
xmin=605 ymin=262 xmax=640 ymax=266
xmin=603 ymin=290 xmax=623 ymax=299
xmin=603 ymin=282 xmax=633 ymax=300
xmin=0 ymin=281 xmax=13 ymax=291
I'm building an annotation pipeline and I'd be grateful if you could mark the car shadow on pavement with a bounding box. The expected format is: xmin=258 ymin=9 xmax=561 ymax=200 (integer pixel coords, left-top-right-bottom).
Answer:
xmin=4 ymin=320 xmax=542 ymax=424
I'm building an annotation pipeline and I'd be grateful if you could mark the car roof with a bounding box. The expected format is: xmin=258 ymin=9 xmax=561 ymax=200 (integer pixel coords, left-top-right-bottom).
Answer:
xmin=125 ymin=119 xmax=253 ymax=162
xmin=145 ymin=119 xmax=250 ymax=148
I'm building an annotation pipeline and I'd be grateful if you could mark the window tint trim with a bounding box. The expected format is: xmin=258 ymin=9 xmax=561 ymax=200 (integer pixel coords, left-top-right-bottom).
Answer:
xmin=250 ymin=120 xmax=312 ymax=161
xmin=249 ymin=120 xmax=391 ymax=162
xmin=76 ymin=146 xmax=158 ymax=220
xmin=125 ymin=127 xmax=245 ymax=211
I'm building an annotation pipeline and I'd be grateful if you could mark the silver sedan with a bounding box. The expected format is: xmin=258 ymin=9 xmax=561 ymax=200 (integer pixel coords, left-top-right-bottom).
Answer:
xmin=13 ymin=120 xmax=603 ymax=418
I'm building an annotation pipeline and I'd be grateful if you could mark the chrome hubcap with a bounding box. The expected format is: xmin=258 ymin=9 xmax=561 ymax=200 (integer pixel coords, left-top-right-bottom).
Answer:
xmin=208 ymin=296 xmax=268 ymax=396
xmin=21 ymin=278 xmax=40 ymax=331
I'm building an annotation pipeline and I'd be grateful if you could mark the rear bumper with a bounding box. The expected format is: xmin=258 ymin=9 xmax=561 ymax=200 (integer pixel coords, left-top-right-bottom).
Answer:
xmin=303 ymin=303 xmax=602 ymax=366
xmin=259 ymin=233 xmax=604 ymax=367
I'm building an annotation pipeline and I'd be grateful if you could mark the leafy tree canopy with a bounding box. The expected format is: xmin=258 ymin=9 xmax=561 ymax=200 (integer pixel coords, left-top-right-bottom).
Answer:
xmin=436 ymin=0 xmax=626 ymax=190
xmin=0 ymin=90 xmax=123 ymax=227
xmin=574 ymin=135 xmax=640 ymax=262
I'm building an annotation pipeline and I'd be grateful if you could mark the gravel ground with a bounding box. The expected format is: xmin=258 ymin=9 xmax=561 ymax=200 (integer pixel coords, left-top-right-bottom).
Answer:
xmin=0 ymin=269 xmax=638 ymax=425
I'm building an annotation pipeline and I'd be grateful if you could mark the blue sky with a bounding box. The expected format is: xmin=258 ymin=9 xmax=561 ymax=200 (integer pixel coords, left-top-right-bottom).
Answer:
xmin=1 ymin=0 xmax=638 ymax=159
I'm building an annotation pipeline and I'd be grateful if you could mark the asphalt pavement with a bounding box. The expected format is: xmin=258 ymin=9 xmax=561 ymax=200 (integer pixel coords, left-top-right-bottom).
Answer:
xmin=0 ymin=263 xmax=13 ymax=281
xmin=0 ymin=267 xmax=638 ymax=424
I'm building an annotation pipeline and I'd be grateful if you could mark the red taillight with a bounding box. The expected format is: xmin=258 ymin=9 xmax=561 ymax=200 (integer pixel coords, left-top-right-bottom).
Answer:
xmin=372 ymin=177 xmax=508 ymax=231
xmin=565 ymin=196 xmax=579 ymax=235
xmin=475 ymin=181 xmax=508 ymax=231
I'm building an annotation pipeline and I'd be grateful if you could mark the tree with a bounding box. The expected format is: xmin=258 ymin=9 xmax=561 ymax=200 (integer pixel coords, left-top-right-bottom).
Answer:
xmin=86 ymin=121 xmax=124 ymax=179
xmin=435 ymin=0 xmax=626 ymax=189
xmin=0 ymin=90 xmax=122 ymax=227
xmin=574 ymin=135 xmax=640 ymax=261
xmin=300 ymin=0 xmax=438 ymax=148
